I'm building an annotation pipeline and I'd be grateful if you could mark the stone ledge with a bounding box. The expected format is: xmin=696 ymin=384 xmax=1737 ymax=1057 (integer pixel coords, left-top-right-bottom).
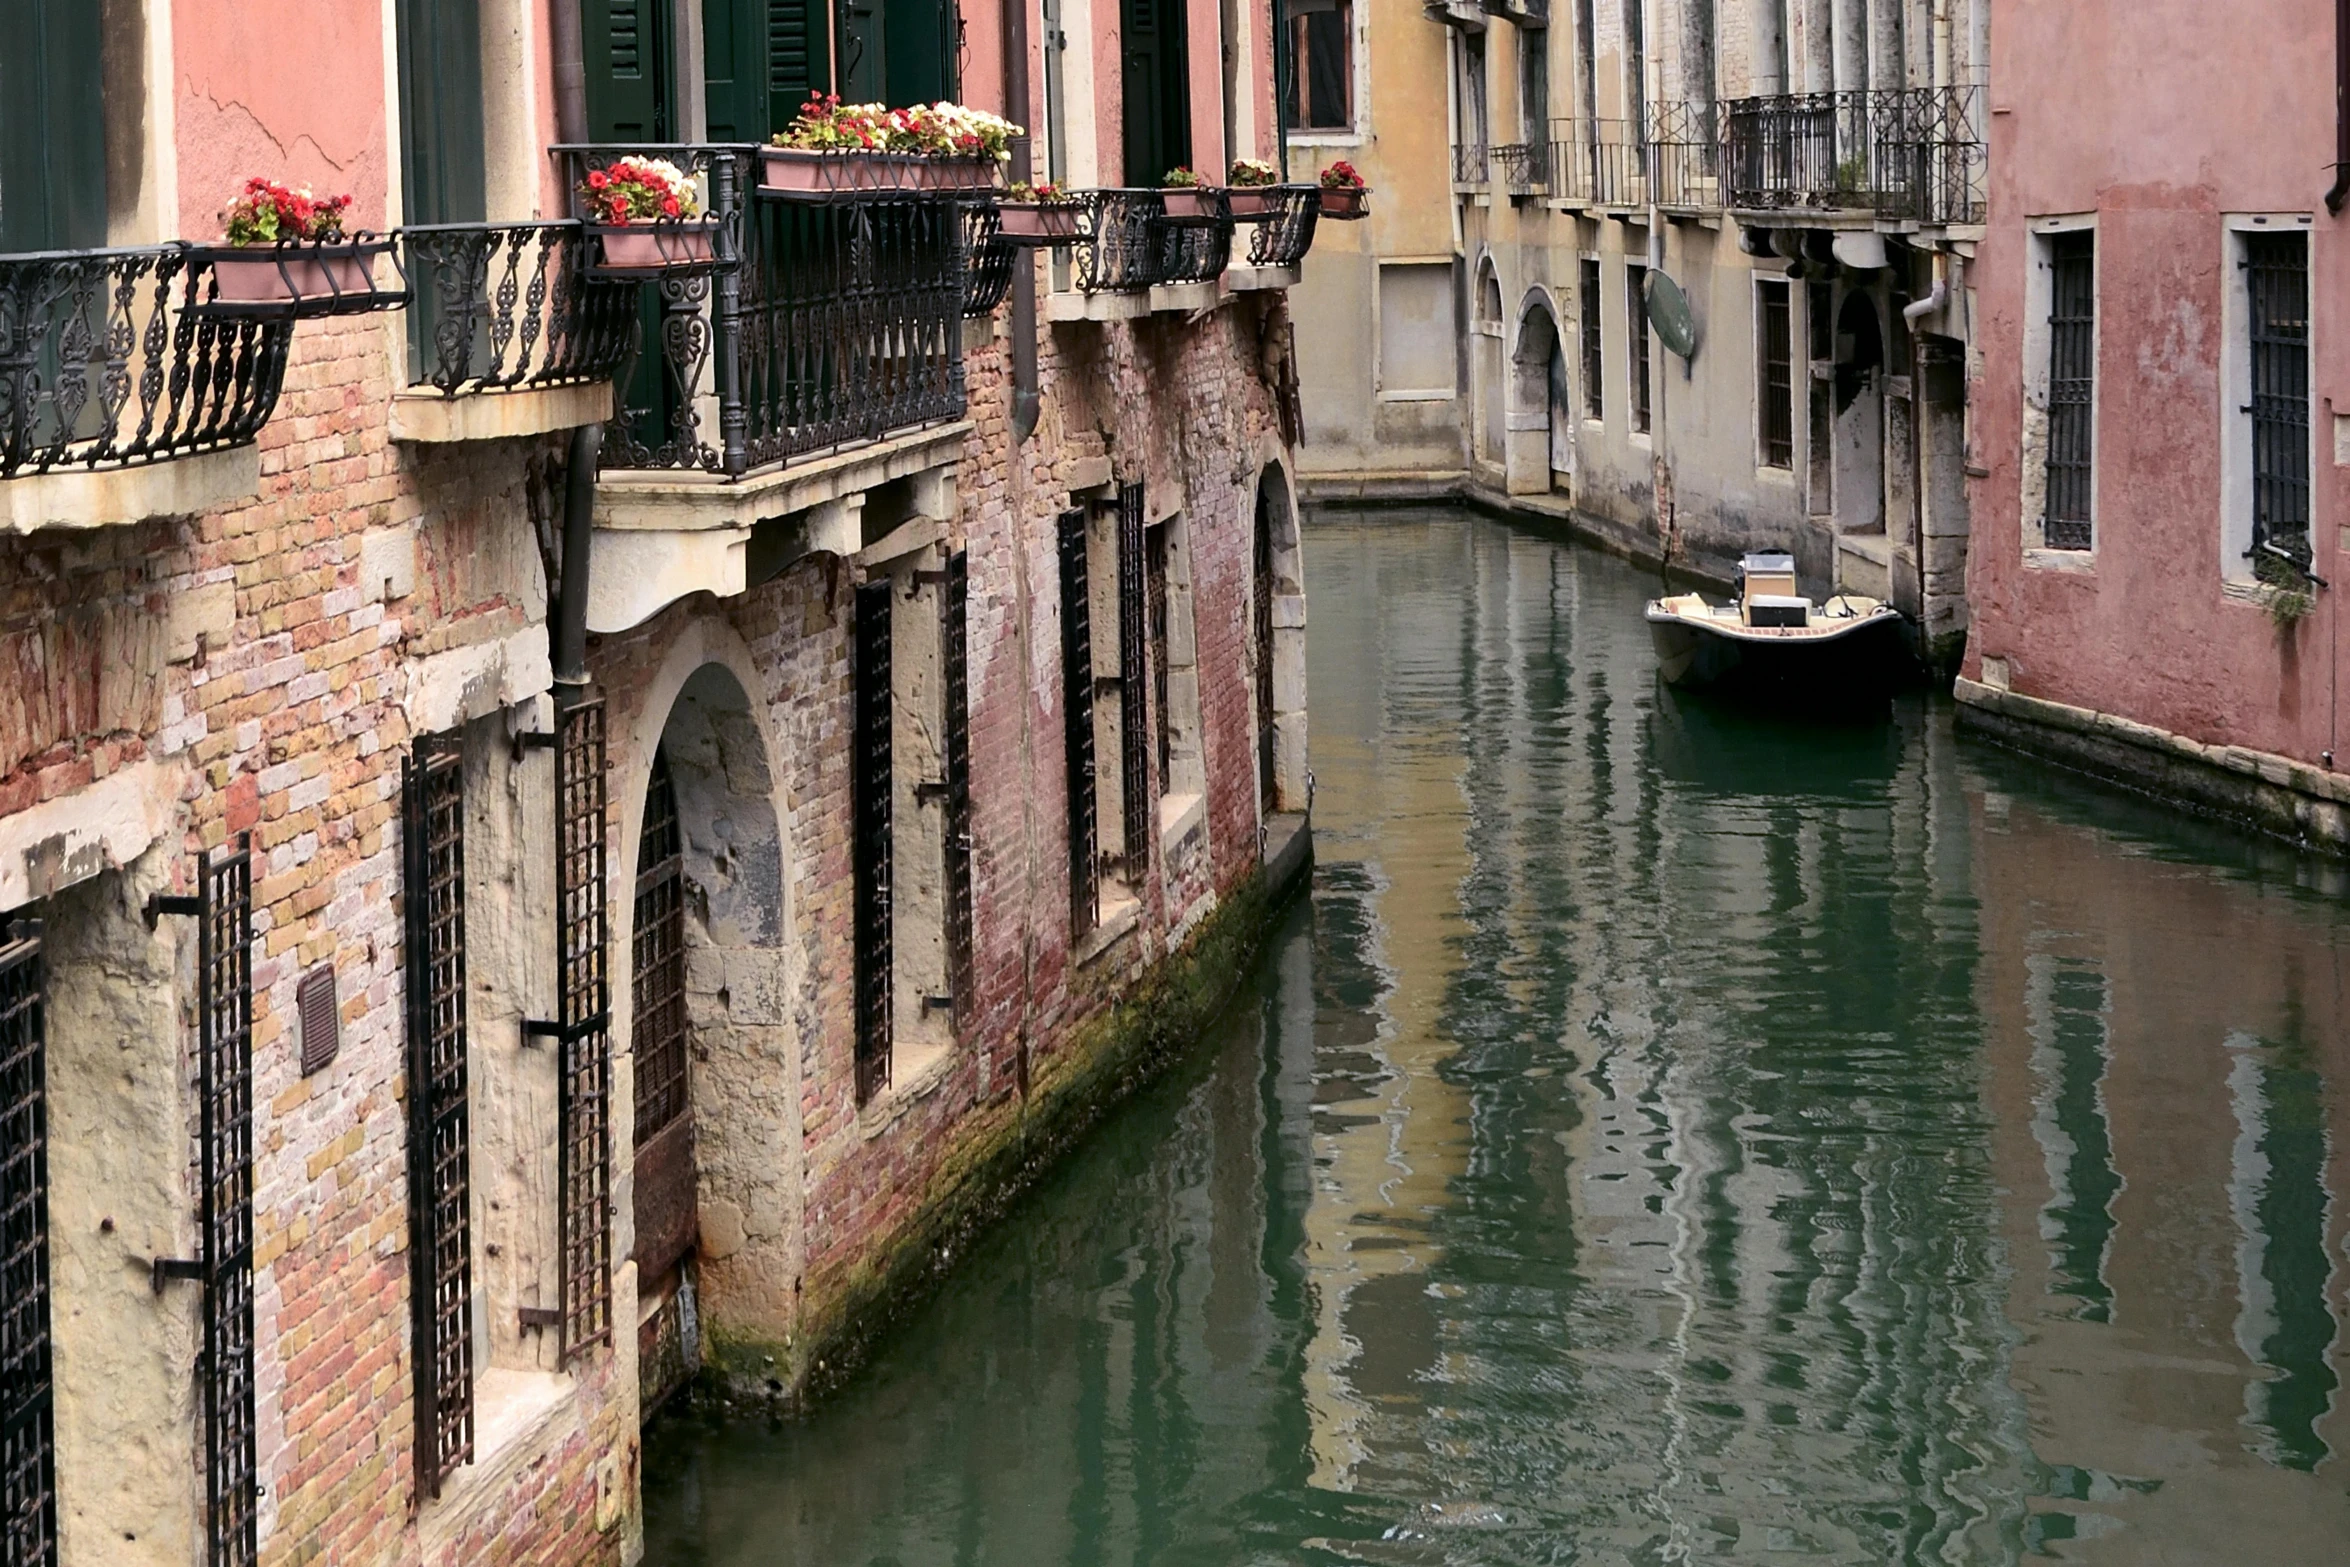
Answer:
xmin=1044 ymin=288 xmax=1151 ymax=323
xmin=400 ymin=625 xmax=554 ymax=733
xmin=0 ymin=759 xmax=177 ymax=910
xmin=592 ymin=420 xmax=971 ymax=536
xmin=1149 ymin=280 xmax=1220 ymax=314
xmin=389 ymin=381 xmax=613 ymax=444
xmin=0 ymin=447 xmax=259 ymax=534
xmin=1953 ymin=675 xmax=2350 ymax=856
xmin=416 ymin=1368 xmax=584 ymax=1557
xmin=1225 ymin=264 xmax=1300 ymax=292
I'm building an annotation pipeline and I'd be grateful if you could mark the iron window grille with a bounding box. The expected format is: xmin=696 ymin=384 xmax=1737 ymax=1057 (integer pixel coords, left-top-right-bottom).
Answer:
xmin=0 ymin=921 xmax=55 ymax=1567
xmin=632 ymin=749 xmax=690 ymax=1147
xmin=2044 ymin=231 xmax=2097 ymax=551
xmin=0 ymin=246 xmax=295 ymax=479
xmin=1758 ymin=279 xmax=1794 ymax=470
xmin=1254 ymin=507 xmax=1278 ymax=815
xmin=853 ymin=580 xmax=896 ymax=1104
xmin=1579 ymin=259 xmax=1604 ymax=422
xmin=942 ymin=552 xmax=976 ymax=1031
xmin=148 ymin=839 xmax=257 ymax=1567
xmin=1117 ymin=483 xmax=1152 ymax=883
xmin=2244 ymin=231 xmax=2312 ymax=570
xmin=1058 ymin=511 xmax=1100 ymax=936
xmin=555 ymin=696 xmax=612 ymax=1361
xmin=1628 ymin=264 xmax=1652 ymax=435
xmin=1544 ymin=120 xmax=1648 ymax=208
xmin=401 ymin=738 xmax=473 ymax=1497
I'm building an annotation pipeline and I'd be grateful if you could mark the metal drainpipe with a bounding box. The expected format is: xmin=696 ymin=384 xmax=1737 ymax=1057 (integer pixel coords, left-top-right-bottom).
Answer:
xmin=551 ymin=3 xmax=595 ymax=694
xmin=2329 ymin=0 xmax=2350 ymax=214
xmin=1006 ymin=0 xmax=1042 ymax=442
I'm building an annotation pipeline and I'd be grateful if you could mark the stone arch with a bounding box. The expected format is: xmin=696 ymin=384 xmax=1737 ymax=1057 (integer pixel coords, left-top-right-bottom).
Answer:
xmin=1249 ymin=439 xmax=1308 ymax=819
xmin=1506 ymin=289 xmax=1571 ymax=495
xmin=616 ymin=626 xmax=799 ymax=1410
xmin=1473 ymin=254 xmax=1507 ymax=467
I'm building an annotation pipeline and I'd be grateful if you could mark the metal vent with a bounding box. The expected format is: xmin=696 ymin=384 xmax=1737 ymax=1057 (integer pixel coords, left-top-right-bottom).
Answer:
xmin=295 ymin=964 xmax=339 ymax=1076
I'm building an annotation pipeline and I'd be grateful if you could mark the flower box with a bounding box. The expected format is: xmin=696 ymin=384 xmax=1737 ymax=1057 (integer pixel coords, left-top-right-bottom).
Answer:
xmin=1226 ymin=187 xmax=1281 ymax=219
xmin=997 ymin=202 xmax=1082 ymax=242
xmin=587 ymin=218 xmax=720 ymax=274
xmin=1317 ymin=185 xmax=1370 ymax=220
xmin=196 ymin=237 xmax=404 ymax=317
xmin=932 ymin=155 xmax=1001 ymax=191
xmin=1159 ymin=186 xmax=1222 ymax=220
xmin=760 ymin=146 xmax=853 ymax=193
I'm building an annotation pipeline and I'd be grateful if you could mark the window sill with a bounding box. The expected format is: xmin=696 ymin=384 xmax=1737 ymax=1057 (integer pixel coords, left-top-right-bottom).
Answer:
xmin=418 ymin=1368 xmax=579 ymax=1550
xmin=1075 ymin=892 xmax=1142 ymax=968
xmin=1286 ymin=131 xmax=1364 ymax=147
xmin=858 ymin=1037 xmax=956 ymax=1139
xmin=1159 ymin=791 xmax=1205 ymax=850
xmin=2023 ymin=546 xmax=2096 ymax=573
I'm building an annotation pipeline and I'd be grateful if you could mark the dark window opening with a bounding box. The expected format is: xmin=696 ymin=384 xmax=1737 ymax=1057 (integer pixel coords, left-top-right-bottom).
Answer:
xmin=852 ymin=580 xmax=896 ymax=1103
xmin=1580 ymin=258 xmax=1604 ymax=422
xmin=1116 ymin=484 xmax=1151 ymax=881
xmin=1286 ymin=0 xmax=1352 ymax=131
xmin=0 ymin=920 xmax=57 ymax=1567
xmin=632 ymin=749 xmax=689 ymax=1145
xmin=1058 ymin=512 xmax=1100 ymax=937
xmin=1628 ymin=263 xmax=1652 ymax=435
xmin=2044 ymin=230 xmax=2097 ymax=551
xmin=1759 ymin=279 xmax=1794 ymax=469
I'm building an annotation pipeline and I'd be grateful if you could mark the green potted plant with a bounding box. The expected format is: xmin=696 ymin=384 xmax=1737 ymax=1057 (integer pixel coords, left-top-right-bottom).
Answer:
xmin=903 ymin=103 xmax=1020 ymax=190
xmin=1159 ymin=166 xmax=1221 ymax=220
xmin=764 ymin=94 xmax=869 ymax=193
xmin=1317 ymin=160 xmax=1370 ymax=220
xmin=1226 ymin=158 xmax=1281 ymax=218
xmin=203 ymin=179 xmax=398 ymax=313
xmin=997 ymin=181 xmax=1082 ymax=242
xmin=580 ymin=157 xmax=716 ymax=272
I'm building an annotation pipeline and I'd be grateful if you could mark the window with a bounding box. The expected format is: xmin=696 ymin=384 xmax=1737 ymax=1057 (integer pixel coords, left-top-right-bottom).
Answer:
xmin=1121 ymin=0 xmax=1192 ymax=185
xmin=1377 ymin=262 xmax=1457 ymax=397
xmin=1580 ymin=258 xmax=1605 ymax=422
xmin=1287 ymin=0 xmax=1353 ymax=131
xmin=1758 ymin=278 xmax=1794 ymax=468
xmin=852 ymin=580 xmax=895 ymax=1100
xmin=1058 ymin=512 xmax=1100 ymax=937
xmin=1148 ymin=525 xmax=1173 ymax=793
xmin=1807 ymin=280 xmax=1834 ymax=507
xmin=1575 ymin=0 xmax=1597 ymax=120
xmin=0 ymin=0 xmax=106 ymax=251
xmin=2245 ymin=231 xmax=2311 ymax=567
xmin=1060 ymin=485 xmax=1152 ymax=939
xmin=1457 ymin=31 xmax=1489 ymax=155
xmin=2043 ymin=231 xmax=2097 ymax=550
xmin=1518 ymin=25 xmax=1550 ymax=146
xmin=1625 ymin=0 xmax=1647 ymax=147
xmin=0 ymin=920 xmax=57 ymax=1566
xmin=1144 ymin=514 xmax=1207 ymax=833
xmin=1628 ymin=263 xmax=1652 ymax=435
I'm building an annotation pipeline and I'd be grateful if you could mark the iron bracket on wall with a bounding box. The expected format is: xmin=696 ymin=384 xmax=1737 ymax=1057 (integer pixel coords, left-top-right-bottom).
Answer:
xmin=517 ymin=1306 xmax=563 ymax=1331
xmin=521 ymin=1013 xmax=608 ymax=1048
xmin=513 ymin=728 xmax=560 ymax=765
xmin=151 ymin=1256 xmax=205 ymax=1294
xmin=144 ymin=892 xmax=203 ymax=928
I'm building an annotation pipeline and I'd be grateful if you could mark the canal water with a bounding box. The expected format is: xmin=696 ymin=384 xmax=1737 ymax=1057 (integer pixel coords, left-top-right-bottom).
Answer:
xmin=643 ymin=509 xmax=2349 ymax=1565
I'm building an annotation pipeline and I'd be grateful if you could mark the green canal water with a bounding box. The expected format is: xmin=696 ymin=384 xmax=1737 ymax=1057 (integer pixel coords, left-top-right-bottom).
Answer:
xmin=643 ymin=509 xmax=2349 ymax=1565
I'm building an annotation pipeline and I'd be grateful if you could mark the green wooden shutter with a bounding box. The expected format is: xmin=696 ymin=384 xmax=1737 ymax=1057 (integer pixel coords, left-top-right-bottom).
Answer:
xmin=769 ymin=0 xmax=833 ymax=126
xmin=883 ymin=0 xmax=953 ymax=106
xmin=703 ymin=0 xmax=766 ymax=142
xmin=0 ymin=0 xmax=106 ymax=252
xmin=584 ymin=0 xmax=674 ymax=141
xmin=839 ymin=0 xmax=884 ymax=104
xmin=397 ymin=0 xmax=487 ymax=226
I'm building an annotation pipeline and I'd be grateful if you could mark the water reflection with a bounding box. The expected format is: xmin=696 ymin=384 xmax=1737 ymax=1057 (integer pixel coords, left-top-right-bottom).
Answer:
xmin=643 ymin=510 xmax=2347 ymax=1565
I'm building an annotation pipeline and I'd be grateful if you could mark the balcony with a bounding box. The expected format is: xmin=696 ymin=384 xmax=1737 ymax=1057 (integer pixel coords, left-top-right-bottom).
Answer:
xmin=555 ymin=145 xmax=974 ymax=631
xmin=1646 ymin=101 xmax=1722 ymax=210
xmin=1492 ymin=142 xmax=1549 ymax=197
xmin=1722 ymin=87 xmax=1985 ymax=226
xmin=1 ymin=245 xmax=293 ymax=533
xmin=1227 ymin=187 xmax=1323 ymax=292
xmin=1049 ymin=190 xmax=1236 ymax=320
xmin=1452 ymin=143 xmax=1491 ymax=189
xmin=389 ymin=222 xmax=637 ymax=443
xmin=1542 ymin=120 xmax=1649 ymax=209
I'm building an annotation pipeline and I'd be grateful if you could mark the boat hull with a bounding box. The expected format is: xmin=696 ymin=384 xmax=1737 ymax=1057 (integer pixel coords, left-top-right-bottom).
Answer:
xmin=1647 ymin=607 xmax=1910 ymax=701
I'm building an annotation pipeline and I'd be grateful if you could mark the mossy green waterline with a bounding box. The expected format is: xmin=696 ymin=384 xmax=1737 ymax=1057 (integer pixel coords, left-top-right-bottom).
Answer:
xmin=645 ymin=509 xmax=2350 ymax=1565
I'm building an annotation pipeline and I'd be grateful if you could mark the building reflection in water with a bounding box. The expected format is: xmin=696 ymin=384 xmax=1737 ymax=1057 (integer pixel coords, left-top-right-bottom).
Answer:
xmin=640 ymin=511 xmax=2345 ymax=1567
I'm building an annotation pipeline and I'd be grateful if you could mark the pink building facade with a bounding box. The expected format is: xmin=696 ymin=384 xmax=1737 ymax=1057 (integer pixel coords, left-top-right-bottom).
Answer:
xmin=1958 ymin=0 xmax=2350 ymax=852
xmin=0 ymin=1 xmax=1313 ymax=1564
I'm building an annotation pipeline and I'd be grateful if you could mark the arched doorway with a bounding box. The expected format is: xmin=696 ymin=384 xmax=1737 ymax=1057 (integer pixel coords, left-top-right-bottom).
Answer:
xmin=1474 ymin=262 xmax=1506 ymax=467
xmin=1506 ymin=296 xmax=1568 ymax=495
xmin=629 ymin=660 xmax=788 ymax=1411
xmin=1251 ymin=457 xmax=1308 ymax=817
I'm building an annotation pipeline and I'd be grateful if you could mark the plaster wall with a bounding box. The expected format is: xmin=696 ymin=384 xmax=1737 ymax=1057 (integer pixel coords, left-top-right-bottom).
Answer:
xmin=1964 ymin=0 xmax=2350 ymax=775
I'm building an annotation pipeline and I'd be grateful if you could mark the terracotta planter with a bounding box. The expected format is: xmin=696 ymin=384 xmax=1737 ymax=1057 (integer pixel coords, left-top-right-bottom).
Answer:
xmin=210 ymin=248 xmax=377 ymax=303
xmin=997 ymin=202 xmax=1082 ymax=241
xmin=761 ymin=146 xmax=849 ymax=193
xmin=1317 ymin=185 xmax=1370 ymax=220
xmin=1159 ymin=187 xmax=1220 ymax=219
xmin=934 ymin=156 xmax=1000 ymax=190
xmin=1225 ymin=186 xmax=1281 ymax=218
xmin=593 ymin=220 xmax=718 ymax=271
xmin=862 ymin=154 xmax=928 ymax=191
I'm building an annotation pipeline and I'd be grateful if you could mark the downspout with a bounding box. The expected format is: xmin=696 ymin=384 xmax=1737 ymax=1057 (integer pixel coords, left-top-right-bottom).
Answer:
xmin=551 ymin=2 xmax=597 ymax=694
xmin=1005 ymin=0 xmax=1042 ymax=441
xmin=1903 ymin=250 xmax=1950 ymax=658
xmin=2328 ymin=0 xmax=2350 ymax=215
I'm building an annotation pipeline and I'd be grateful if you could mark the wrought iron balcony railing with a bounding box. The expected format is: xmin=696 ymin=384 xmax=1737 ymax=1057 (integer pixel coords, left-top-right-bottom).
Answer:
xmin=1243 ymin=187 xmax=1323 ymax=270
xmin=1544 ymin=120 xmax=1649 ymax=206
xmin=555 ymin=144 xmax=969 ymax=477
xmin=1646 ymin=101 xmax=1722 ymax=209
xmin=960 ymin=203 xmax=1018 ymax=318
xmin=1156 ymin=190 xmax=1234 ymax=286
xmin=399 ymin=222 xmax=637 ymax=395
xmin=1071 ymin=190 xmax=1167 ymax=294
xmin=1452 ymin=143 xmax=1491 ymax=185
xmin=1722 ymin=87 xmax=1984 ymax=224
xmin=1492 ymin=142 xmax=1550 ymax=195
xmin=0 ymin=245 xmax=293 ymax=480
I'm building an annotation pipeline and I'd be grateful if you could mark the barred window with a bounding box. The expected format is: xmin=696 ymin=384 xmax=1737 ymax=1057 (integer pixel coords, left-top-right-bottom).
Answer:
xmin=2042 ymin=231 xmax=2097 ymax=551
xmin=1580 ymin=257 xmax=1604 ymax=422
xmin=1758 ymin=279 xmax=1794 ymax=469
xmin=1628 ymin=263 xmax=1652 ymax=435
xmin=2244 ymin=230 xmax=2311 ymax=568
